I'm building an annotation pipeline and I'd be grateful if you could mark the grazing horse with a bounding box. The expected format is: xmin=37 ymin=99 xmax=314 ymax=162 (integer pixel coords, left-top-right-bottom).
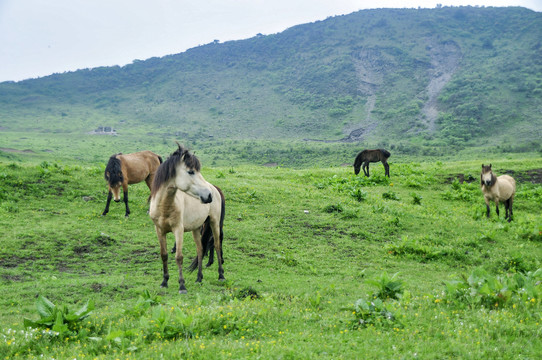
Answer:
xmin=102 ymin=151 xmax=162 ymax=217
xmin=480 ymin=164 xmax=516 ymax=222
xmin=149 ymin=144 xmax=225 ymax=294
xmin=354 ymin=149 xmax=391 ymax=177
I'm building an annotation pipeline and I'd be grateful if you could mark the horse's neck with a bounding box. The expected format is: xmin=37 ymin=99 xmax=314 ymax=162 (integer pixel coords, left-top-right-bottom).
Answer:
xmin=153 ymin=185 xmax=178 ymax=208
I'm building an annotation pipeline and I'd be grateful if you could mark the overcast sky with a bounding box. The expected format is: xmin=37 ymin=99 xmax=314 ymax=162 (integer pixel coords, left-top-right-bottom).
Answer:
xmin=0 ymin=0 xmax=540 ymax=82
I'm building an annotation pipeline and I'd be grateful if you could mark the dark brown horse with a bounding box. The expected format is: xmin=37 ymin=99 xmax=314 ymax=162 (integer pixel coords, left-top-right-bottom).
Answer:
xmin=103 ymin=150 xmax=162 ymax=217
xmin=354 ymin=149 xmax=391 ymax=177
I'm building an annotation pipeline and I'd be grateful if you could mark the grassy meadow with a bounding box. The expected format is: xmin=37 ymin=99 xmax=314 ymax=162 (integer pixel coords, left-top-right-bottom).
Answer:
xmin=0 ymin=149 xmax=541 ymax=359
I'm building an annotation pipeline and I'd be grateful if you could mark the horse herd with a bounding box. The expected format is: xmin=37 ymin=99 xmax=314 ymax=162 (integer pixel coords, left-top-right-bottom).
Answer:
xmin=102 ymin=144 xmax=516 ymax=294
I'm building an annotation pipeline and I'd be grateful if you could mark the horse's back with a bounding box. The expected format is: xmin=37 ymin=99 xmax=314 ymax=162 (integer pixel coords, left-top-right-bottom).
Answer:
xmin=498 ymin=175 xmax=516 ymax=198
xmin=120 ymin=151 xmax=162 ymax=183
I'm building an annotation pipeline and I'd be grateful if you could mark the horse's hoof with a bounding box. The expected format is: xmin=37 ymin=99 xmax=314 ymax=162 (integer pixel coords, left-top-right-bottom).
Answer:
xmin=179 ymin=289 xmax=188 ymax=294
xmin=218 ymin=276 xmax=226 ymax=281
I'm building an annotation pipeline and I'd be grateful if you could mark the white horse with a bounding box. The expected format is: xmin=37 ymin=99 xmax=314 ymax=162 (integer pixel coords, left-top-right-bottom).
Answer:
xmin=149 ymin=144 xmax=225 ymax=294
xmin=480 ymin=164 xmax=516 ymax=222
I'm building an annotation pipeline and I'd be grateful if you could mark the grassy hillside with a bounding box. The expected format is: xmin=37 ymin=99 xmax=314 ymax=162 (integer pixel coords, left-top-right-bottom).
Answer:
xmin=0 ymin=154 xmax=541 ymax=358
xmin=1 ymin=6 xmax=541 ymax=166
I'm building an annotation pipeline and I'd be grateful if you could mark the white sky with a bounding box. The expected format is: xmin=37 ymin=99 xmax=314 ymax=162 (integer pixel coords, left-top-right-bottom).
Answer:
xmin=0 ymin=0 xmax=540 ymax=82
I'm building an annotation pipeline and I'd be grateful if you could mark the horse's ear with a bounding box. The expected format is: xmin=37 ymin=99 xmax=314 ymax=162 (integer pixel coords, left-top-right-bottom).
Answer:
xmin=489 ymin=163 xmax=492 ymax=168
xmin=481 ymin=164 xmax=484 ymax=168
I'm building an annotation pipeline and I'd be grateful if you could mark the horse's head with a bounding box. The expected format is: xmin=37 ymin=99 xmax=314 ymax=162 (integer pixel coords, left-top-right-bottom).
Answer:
xmin=353 ymin=164 xmax=361 ymax=175
xmin=105 ymin=155 xmax=124 ymax=201
xmin=154 ymin=144 xmax=212 ymax=203
xmin=481 ymin=164 xmax=496 ymax=187
xmin=174 ymin=158 xmax=213 ymax=204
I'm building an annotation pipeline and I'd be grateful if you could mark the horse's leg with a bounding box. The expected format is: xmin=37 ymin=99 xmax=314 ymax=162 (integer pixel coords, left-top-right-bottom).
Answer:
xmin=155 ymin=227 xmax=169 ymax=288
xmin=363 ymin=162 xmax=369 ymax=177
xmin=145 ymin=177 xmax=153 ymax=214
xmin=383 ymin=161 xmax=390 ymax=177
xmin=203 ymin=223 xmax=215 ymax=267
xmin=210 ymin=220 xmax=225 ymax=281
xmin=123 ymin=184 xmax=130 ymax=217
xmin=484 ymin=197 xmax=491 ymax=218
xmin=102 ymin=191 xmax=112 ymax=216
xmin=508 ymin=197 xmax=514 ymax=222
xmin=173 ymin=228 xmax=187 ymax=294
xmin=494 ymin=200 xmax=500 ymax=218
xmin=192 ymin=229 xmax=204 ymax=283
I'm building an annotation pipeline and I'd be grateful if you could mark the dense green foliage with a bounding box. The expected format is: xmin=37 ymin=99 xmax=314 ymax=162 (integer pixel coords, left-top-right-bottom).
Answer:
xmin=0 ymin=154 xmax=540 ymax=358
xmin=1 ymin=6 xmax=541 ymax=164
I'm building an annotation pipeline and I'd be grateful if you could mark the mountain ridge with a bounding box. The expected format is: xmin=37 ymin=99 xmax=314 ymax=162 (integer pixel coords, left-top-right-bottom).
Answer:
xmin=1 ymin=6 xmax=541 ymax=159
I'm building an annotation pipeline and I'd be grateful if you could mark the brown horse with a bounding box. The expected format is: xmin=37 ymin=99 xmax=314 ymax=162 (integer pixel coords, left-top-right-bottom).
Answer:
xmin=481 ymin=164 xmax=516 ymax=222
xmin=354 ymin=149 xmax=391 ymax=177
xmin=102 ymin=150 xmax=162 ymax=217
xmin=149 ymin=144 xmax=225 ymax=294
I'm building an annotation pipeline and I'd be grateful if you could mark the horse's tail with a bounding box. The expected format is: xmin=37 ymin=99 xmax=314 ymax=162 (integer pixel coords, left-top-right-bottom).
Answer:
xmin=380 ymin=149 xmax=391 ymax=159
xmin=104 ymin=154 xmax=123 ymax=183
xmin=188 ymin=186 xmax=225 ymax=272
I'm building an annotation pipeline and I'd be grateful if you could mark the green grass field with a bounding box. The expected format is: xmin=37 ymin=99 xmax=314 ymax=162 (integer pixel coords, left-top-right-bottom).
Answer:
xmin=0 ymin=152 xmax=541 ymax=359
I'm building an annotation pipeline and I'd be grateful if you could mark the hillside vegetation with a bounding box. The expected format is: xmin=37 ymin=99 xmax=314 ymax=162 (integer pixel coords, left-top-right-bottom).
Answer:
xmin=1 ymin=6 xmax=541 ymax=166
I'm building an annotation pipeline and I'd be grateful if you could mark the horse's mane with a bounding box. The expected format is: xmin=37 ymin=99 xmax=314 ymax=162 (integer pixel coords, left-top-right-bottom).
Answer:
xmin=151 ymin=144 xmax=201 ymax=196
xmin=104 ymin=154 xmax=123 ymax=184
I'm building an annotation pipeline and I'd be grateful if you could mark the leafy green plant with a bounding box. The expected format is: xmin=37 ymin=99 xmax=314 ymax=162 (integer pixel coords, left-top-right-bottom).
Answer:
xmin=382 ymin=191 xmax=399 ymax=201
xmin=366 ymin=272 xmax=404 ymax=300
xmin=23 ymin=295 xmax=94 ymax=336
xmin=323 ymin=203 xmax=344 ymax=213
xmin=140 ymin=306 xmax=194 ymax=340
xmin=350 ymin=188 xmax=367 ymax=202
xmin=443 ymin=268 xmax=542 ymax=309
xmin=307 ymin=291 xmax=322 ymax=310
xmin=442 ymin=179 xmax=478 ymax=201
xmin=411 ymin=192 xmax=422 ymax=205
xmin=517 ymin=223 xmax=542 ymax=242
xmin=234 ymin=286 xmax=260 ymax=300
xmin=345 ymin=297 xmax=401 ymax=329
xmin=125 ymin=290 xmax=163 ymax=317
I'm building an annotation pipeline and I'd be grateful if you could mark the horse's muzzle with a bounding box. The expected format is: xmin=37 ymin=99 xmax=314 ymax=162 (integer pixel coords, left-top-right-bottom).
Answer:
xmin=114 ymin=199 xmax=121 ymax=202
xmin=201 ymin=193 xmax=212 ymax=204
xmin=484 ymin=180 xmax=492 ymax=187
